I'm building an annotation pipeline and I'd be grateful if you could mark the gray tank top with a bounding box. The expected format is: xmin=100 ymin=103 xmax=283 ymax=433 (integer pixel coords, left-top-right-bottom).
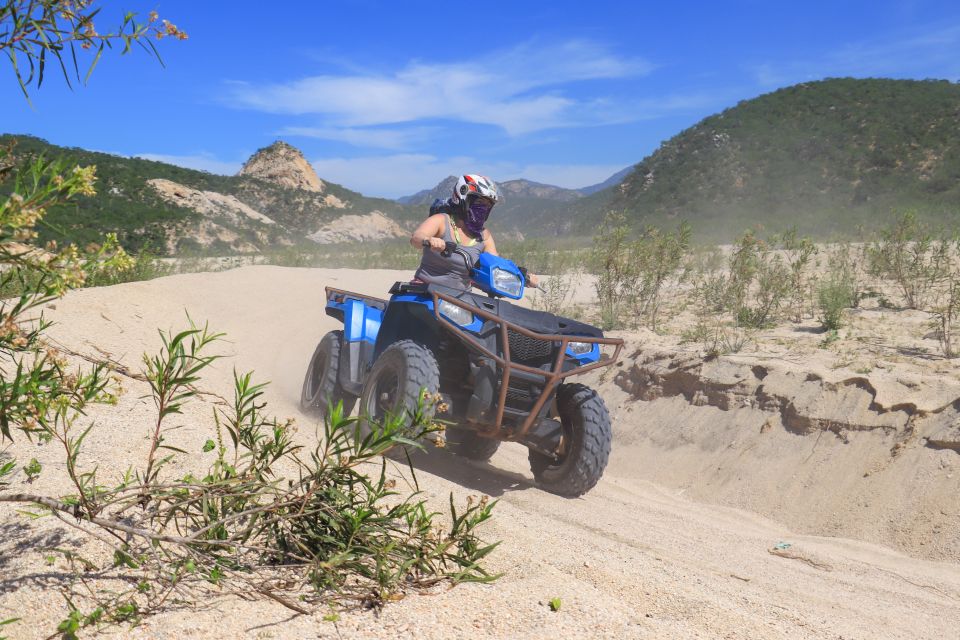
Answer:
xmin=414 ymin=215 xmax=486 ymax=290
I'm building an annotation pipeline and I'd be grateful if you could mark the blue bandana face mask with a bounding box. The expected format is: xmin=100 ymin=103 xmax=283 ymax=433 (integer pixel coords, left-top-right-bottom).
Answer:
xmin=465 ymin=198 xmax=492 ymax=238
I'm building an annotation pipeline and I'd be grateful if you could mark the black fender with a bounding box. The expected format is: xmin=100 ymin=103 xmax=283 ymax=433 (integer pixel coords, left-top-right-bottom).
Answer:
xmin=373 ymin=301 xmax=442 ymax=359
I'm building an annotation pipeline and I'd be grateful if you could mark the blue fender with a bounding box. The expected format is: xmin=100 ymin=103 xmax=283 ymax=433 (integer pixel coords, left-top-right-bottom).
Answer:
xmin=328 ymin=299 xmax=382 ymax=344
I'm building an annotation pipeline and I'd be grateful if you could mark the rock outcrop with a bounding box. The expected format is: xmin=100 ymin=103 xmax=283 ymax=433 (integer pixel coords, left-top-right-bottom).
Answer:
xmin=148 ymin=179 xmax=276 ymax=225
xmin=308 ymin=211 xmax=407 ymax=244
xmin=238 ymin=141 xmax=324 ymax=193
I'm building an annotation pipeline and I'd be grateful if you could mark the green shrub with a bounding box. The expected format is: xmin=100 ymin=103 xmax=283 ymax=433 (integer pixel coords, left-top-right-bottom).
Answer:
xmin=818 ymin=275 xmax=856 ymax=331
xmin=590 ymin=212 xmax=690 ymax=330
xmin=867 ymin=212 xmax=949 ymax=309
xmin=779 ymin=229 xmax=818 ymax=322
xmin=724 ymin=230 xmax=792 ymax=329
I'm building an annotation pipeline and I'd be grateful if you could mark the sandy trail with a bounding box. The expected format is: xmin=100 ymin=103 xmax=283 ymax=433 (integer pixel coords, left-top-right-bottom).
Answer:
xmin=2 ymin=265 xmax=959 ymax=639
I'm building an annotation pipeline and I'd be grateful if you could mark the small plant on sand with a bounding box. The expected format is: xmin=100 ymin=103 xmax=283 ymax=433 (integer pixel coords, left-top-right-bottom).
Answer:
xmin=924 ymin=237 xmax=960 ymax=357
xmin=681 ymin=317 xmax=754 ymax=356
xmin=590 ymin=212 xmax=690 ymax=330
xmin=530 ymin=252 xmax=581 ymax=315
xmin=817 ymin=245 xmax=861 ymax=332
xmin=930 ymin=278 xmax=960 ymax=357
xmin=817 ymin=273 xmax=857 ymax=332
xmin=867 ymin=212 xmax=949 ymax=309
xmin=590 ymin=212 xmax=634 ymax=329
xmin=778 ymin=229 xmax=818 ymax=322
xmin=726 ymin=230 xmax=792 ymax=329
xmin=689 ymin=247 xmax=729 ymax=313
xmin=628 ymin=221 xmax=692 ymax=331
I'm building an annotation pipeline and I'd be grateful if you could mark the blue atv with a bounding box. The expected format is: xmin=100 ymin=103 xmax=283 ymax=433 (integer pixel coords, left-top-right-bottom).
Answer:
xmin=300 ymin=243 xmax=623 ymax=496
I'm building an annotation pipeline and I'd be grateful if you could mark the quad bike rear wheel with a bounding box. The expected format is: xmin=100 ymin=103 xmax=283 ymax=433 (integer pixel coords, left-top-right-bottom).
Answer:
xmin=358 ymin=340 xmax=440 ymax=449
xmin=300 ymin=330 xmax=356 ymax=419
xmin=528 ymin=383 xmax=611 ymax=497
xmin=446 ymin=427 xmax=501 ymax=461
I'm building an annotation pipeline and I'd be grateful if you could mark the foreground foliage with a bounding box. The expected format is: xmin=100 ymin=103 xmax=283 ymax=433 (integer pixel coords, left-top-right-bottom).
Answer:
xmin=0 ymin=325 xmax=498 ymax=636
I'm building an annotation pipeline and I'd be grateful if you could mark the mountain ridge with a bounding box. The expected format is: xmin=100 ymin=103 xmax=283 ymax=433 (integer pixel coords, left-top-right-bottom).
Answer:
xmin=550 ymin=77 xmax=960 ymax=240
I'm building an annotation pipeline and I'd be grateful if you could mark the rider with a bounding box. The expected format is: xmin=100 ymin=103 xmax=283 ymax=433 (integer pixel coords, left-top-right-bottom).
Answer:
xmin=410 ymin=174 xmax=539 ymax=290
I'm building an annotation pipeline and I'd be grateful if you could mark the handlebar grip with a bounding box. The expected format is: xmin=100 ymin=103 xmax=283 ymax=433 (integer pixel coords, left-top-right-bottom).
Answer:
xmin=440 ymin=240 xmax=457 ymax=258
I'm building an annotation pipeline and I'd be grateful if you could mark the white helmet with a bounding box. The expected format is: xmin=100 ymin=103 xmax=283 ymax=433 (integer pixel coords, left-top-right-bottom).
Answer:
xmin=452 ymin=174 xmax=499 ymax=206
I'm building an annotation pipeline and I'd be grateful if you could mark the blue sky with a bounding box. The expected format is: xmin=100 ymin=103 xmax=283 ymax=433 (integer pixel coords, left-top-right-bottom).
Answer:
xmin=5 ymin=0 xmax=960 ymax=197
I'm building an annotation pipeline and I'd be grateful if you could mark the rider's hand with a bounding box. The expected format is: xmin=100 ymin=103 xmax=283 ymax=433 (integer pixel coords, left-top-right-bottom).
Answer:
xmin=423 ymin=237 xmax=447 ymax=252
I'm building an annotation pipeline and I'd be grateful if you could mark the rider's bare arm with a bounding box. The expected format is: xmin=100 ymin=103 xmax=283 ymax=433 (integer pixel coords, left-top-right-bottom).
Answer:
xmin=411 ymin=214 xmax=447 ymax=252
xmin=482 ymin=228 xmax=498 ymax=256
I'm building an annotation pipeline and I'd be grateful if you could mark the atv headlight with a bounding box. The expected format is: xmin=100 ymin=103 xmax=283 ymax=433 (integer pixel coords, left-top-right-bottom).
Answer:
xmin=567 ymin=341 xmax=594 ymax=356
xmin=438 ymin=299 xmax=474 ymax=326
xmin=492 ymin=267 xmax=522 ymax=297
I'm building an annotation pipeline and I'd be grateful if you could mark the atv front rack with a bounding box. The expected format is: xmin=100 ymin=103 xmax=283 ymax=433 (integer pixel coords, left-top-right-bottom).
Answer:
xmin=431 ymin=290 xmax=623 ymax=440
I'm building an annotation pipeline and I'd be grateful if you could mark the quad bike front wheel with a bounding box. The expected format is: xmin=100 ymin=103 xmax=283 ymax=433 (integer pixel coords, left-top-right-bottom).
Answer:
xmin=300 ymin=330 xmax=356 ymax=419
xmin=358 ymin=340 xmax=440 ymax=448
xmin=528 ymin=383 xmax=612 ymax=497
xmin=446 ymin=427 xmax=501 ymax=462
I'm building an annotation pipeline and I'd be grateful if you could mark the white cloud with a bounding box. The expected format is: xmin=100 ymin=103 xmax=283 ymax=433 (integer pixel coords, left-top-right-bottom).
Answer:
xmin=310 ymin=153 xmax=627 ymax=199
xmin=229 ymin=40 xmax=654 ymax=135
xmin=135 ymin=152 xmax=241 ymax=176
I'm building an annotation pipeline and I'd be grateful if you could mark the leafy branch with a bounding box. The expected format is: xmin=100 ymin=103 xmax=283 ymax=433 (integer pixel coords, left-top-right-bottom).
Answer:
xmin=0 ymin=325 xmax=498 ymax=637
xmin=1 ymin=0 xmax=187 ymax=100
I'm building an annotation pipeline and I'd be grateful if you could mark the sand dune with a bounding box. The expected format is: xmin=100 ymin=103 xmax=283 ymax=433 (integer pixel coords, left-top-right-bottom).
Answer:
xmin=2 ymin=265 xmax=959 ymax=639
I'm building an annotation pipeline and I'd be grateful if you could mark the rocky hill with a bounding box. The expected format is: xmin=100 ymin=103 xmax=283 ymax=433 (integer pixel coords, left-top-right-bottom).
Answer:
xmin=239 ymin=141 xmax=324 ymax=193
xmin=553 ymin=78 xmax=960 ymax=240
xmin=0 ymin=136 xmax=419 ymax=254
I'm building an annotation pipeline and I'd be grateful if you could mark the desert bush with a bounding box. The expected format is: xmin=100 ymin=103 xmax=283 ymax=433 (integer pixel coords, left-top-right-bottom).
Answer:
xmin=867 ymin=212 xmax=949 ymax=309
xmin=929 ymin=278 xmax=960 ymax=357
xmin=590 ymin=212 xmax=634 ymax=328
xmin=817 ymin=272 xmax=857 ymax=331
xmin=681 ymin=317 xmax=753 ymax=356
xmin=589 ymin=212 xmax=690 ymax=330
xmin=778 ymin=229 xmax=818 ymax=322
xmin=815 ymin=243 xmax=864 ymax=331
xmin=1 ymin=324 xmax=498 ymax=635
xmin=688 ymin=246 xmax=729 ymax=313
xmin=922 ymin=238 xmax=960 ymax=357
xmin=725 ymin=230 xmax=792 ymax=328
xmin=628 ymin=222 xmax=691 ymax=330
xmin=530 ymin=247 xmax=581 ymax=315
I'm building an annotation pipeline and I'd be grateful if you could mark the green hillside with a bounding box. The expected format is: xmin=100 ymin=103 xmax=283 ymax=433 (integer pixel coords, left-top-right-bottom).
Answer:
xmin=554 ymin=78 xmax=960 ymax=240
xmin=0 ymin=135 xmax=418 ymax=253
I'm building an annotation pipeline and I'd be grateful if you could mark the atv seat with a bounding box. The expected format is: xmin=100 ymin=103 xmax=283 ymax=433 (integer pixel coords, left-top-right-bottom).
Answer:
xmin=389 ymin=281 xmax=429 ymax=295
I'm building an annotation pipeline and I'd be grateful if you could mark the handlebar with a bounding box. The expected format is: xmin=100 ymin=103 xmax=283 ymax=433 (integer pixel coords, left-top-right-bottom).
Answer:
xmin=431 ymin=241 xmax=536 ymax=292
xmin=441 ymin=241 xmax=476 ymax=273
